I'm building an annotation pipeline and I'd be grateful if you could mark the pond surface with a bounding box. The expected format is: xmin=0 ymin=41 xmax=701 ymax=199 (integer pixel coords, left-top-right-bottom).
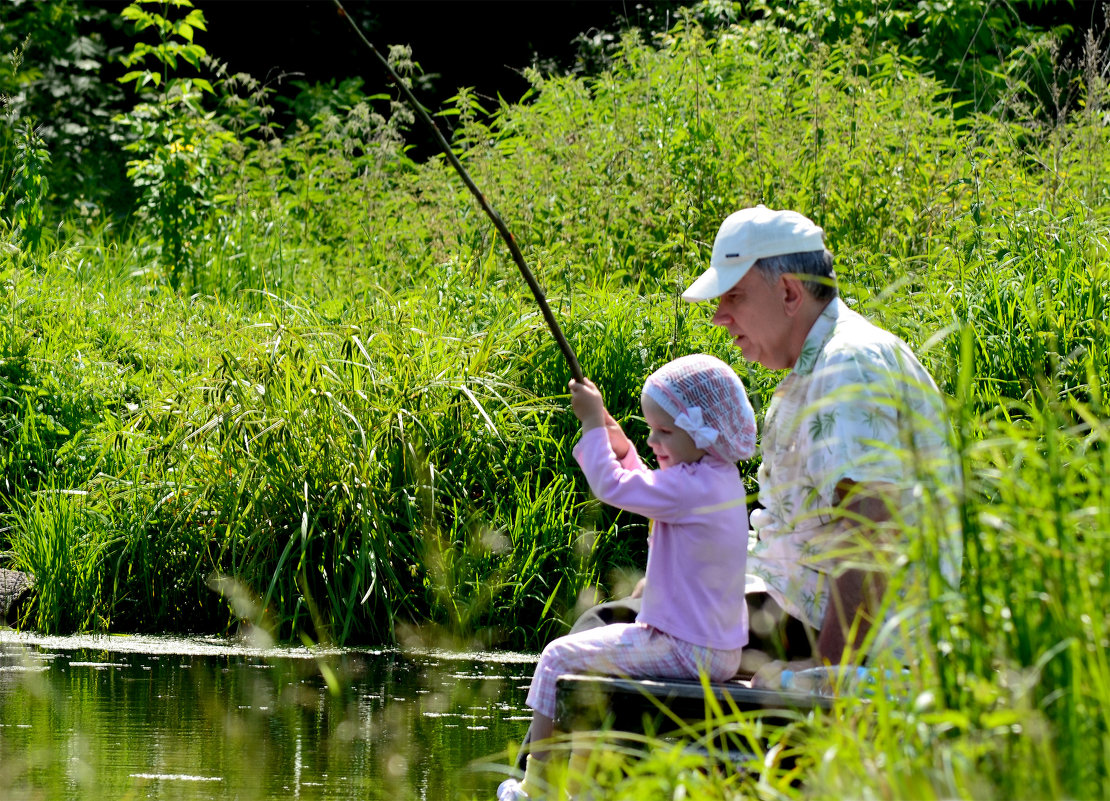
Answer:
xmin=0 ymin=631 xmax=536 ymax=800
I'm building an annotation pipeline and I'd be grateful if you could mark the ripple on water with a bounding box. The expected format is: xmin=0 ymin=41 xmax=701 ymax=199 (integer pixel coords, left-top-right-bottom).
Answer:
xmin=130 ymin=774 xmax=224 ymax=782
xmin=0 ymin=631 xmax=536 ymax=664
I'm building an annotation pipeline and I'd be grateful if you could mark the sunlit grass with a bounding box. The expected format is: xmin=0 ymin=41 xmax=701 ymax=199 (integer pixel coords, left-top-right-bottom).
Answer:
xmin=0 ymin=254 xmax=712 ymax=647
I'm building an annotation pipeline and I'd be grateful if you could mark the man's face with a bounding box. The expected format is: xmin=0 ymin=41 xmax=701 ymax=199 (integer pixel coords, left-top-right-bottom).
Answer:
xmin=710 ymin=268 xmax=793 ymax=370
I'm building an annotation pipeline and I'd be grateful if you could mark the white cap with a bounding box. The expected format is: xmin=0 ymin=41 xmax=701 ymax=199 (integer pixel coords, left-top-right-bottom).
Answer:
xmin=682 ymin=205 xmax=826 ymax=301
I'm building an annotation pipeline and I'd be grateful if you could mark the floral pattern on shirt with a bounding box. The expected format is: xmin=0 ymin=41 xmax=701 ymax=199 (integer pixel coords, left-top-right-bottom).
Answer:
xmin=747 ymin=299 xmax=962 ymax=630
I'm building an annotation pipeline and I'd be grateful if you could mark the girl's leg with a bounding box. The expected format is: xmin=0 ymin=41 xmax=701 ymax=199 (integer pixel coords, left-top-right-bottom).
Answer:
xmin=514 ymin=597 xmax=644 ymax=771
xmin=525 ymin=622 xmax=743 ymax=732
xmin=509 ymin=624 xmax=741 ymax=797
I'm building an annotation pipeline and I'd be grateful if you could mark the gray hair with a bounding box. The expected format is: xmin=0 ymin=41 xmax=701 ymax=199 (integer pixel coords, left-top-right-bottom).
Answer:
xmin=752 ymin=249 xmax=838 ymax=301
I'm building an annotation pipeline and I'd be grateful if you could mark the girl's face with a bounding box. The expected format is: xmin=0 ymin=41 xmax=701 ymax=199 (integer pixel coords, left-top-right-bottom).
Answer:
xmin=641 ymin=394 xmax=706 ymax=469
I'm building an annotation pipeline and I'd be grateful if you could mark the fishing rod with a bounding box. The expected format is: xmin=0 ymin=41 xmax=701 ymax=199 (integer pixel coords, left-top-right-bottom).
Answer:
xmin=331 ymin=0 xmax=585 ymax=383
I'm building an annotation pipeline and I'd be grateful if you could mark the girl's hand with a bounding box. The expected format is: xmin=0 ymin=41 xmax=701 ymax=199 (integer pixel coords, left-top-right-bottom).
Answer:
xmin=569 ymin=378 xmax=606 ymax=431
xmin=569 ymin=380 xmax=632 ymax=460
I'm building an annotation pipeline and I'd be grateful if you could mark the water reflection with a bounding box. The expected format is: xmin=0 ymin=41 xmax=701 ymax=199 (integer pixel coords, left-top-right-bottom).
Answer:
xmin=0 ymin=632 xmax=536 ymax=800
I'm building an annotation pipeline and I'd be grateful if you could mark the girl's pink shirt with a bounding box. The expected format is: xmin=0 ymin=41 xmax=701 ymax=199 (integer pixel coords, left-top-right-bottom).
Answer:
xmin=573 ymin=427 xmax=749 ymax=650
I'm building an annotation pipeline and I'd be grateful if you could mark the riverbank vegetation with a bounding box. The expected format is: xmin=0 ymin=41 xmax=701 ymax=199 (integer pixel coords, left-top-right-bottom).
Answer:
xmin=1 ymin=0 xmax=1108 ymax=798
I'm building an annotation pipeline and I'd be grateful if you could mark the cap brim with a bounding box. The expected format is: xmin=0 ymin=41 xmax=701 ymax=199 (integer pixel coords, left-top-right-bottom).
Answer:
xmin=681 ymin=261 xmax=754 ymax=301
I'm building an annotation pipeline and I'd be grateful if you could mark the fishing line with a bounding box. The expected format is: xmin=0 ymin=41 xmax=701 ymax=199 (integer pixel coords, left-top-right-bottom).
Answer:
xmin=331 ymin=0 xmax=585 ymax=382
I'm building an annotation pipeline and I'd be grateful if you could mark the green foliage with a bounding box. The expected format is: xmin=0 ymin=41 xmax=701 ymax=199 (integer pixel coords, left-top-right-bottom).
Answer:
xmin=117 ymin=0 xmax=210 ymax=89
xmin=752 ymin=0 xmax=1071 ymax=115
xmin=7 ymin=487 xmax=116 ymax=632
xmin=114 ymin=0 xmax=229 ymax=289
xmin=8 ymin=121 xmax=50 ymax=253
xmin=0 ymin=3 xmax=1108 ymax=797
xmin=0 ymin=0 xmax=127 ymax=213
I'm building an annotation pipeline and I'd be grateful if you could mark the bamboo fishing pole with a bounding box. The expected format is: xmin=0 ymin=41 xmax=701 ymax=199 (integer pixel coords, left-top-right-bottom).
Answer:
xmin=331 ymin=0 xmax=585 ymax=383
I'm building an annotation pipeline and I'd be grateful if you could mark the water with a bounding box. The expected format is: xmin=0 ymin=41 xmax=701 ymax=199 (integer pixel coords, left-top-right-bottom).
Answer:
xmin=0 ymin=631 xmax=536 ymax=800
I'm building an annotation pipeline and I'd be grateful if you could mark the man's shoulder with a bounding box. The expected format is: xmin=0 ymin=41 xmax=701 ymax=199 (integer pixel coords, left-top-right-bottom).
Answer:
xmin=810 ymin=306 xmax=943 ymax=400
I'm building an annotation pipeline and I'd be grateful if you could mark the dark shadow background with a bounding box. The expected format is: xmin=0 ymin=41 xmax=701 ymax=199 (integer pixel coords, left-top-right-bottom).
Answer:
xmin=196 ymin=1 xmax=673 ymax=104
xmin=181 ymin=0 xmax=691 ymax=155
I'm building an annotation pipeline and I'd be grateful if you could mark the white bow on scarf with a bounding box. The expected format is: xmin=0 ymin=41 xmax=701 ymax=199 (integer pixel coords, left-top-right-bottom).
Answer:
xmin=673 ymin=406 xmax=719 ymax=449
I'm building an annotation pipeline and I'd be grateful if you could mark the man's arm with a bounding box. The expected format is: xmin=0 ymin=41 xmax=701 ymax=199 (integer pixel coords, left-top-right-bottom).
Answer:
xmin=815 ymin=479 xmax=892 ymax=665
xmin=751 ymin=479 xmax=893 ymax=688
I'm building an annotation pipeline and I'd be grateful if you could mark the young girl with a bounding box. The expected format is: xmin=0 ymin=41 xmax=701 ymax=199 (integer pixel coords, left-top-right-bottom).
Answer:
xmin=498 ymin=354 xmax=757 ymax=800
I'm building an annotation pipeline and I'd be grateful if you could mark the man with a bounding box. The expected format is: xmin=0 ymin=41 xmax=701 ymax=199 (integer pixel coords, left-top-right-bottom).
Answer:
xmin=683 ymin=204 xmax=961 ymax=682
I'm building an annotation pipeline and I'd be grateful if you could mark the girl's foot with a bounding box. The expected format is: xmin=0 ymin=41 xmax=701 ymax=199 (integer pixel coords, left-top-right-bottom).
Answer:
xmin=496 ymin=777 xmax=530 ymax=800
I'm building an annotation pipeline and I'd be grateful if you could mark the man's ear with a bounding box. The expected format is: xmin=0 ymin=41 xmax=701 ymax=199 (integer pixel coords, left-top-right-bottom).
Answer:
xmin=781 ymin=275 xmax=806 ymax=317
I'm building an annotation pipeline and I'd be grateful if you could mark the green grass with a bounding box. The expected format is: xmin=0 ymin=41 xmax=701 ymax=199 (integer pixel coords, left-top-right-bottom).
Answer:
xmin=2 ymin=5 xmax=1110 ymax=798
